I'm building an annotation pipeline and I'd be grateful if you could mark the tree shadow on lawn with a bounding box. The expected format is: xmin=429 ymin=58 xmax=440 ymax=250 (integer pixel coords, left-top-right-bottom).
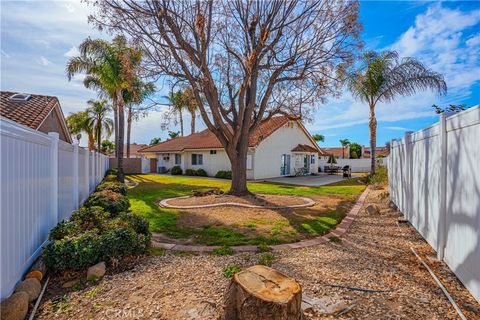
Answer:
xmin=127 ymin=174 xmax=364 ymax=246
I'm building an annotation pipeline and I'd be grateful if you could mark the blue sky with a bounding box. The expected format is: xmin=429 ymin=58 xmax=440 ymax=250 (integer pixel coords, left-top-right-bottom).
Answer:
xmin=1 ymin=1 xmax=479 ymax=147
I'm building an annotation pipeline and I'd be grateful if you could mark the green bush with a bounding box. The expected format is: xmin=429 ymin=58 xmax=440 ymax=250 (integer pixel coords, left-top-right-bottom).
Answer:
xmin=112 ymin=212 xmax=150 ymax=236
xmin=196 ymin=169 xmax=207 ymax=177
xmin=104 ymin=174 xmax=118 ymax=182
xmin=366 ymin=166 xmax=388 ymax=185
xmin=171 ymin=166 xmax=182 ymax=175
xmin=105 ymin=168 xmax=118 ymax=176
xmin=215 ymin=170 xmax=232 ymax=179
xmin=258 ymin=253 xmax=275 ymax=266
xmin=49 ymin=220 xmax=80 ymax=241
xmin=96 ymin=181 xmax=127 ymax=195
xmin=185 ymin=169 xmax=196 ymax=176
xmin=71 ymin=206 xmax=110 ymax=231
xmin=44 ymin=228 xmax=148 ymax=272
xmin=86 ymin=190 xmax=129 ymax=215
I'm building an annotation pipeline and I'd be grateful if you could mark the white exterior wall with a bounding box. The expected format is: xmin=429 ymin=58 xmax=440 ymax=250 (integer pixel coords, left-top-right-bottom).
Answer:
xmin=318 ymin=157 xmax=387 ymax=172
xmin=388 ymin=106 xmax=480 ymax=302
xmin=0 ymin=118 xmax=109 ymax=299
xmin=253 ymin=121 xmax=319 ymax=179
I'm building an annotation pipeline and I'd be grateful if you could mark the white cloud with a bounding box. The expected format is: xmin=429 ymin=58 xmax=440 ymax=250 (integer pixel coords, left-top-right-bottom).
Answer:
xmin=64 ymin=46 xmax=80 ymax=58
xmin=384 ymin=126 xmax=410 ymax=131
xmin=38 ymin=56 xmax=52 ymax=66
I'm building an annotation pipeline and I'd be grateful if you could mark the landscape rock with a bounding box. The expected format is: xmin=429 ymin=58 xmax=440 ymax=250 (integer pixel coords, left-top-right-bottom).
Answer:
xmin=365 ymin=204 xmax=380 ymax=215
xmin=31 ymin=259 xmax=46 ymax=274
xmin=14 ymin=278 xmax=41 ymax=302
xmin=87 ymin=261 xmax=106 ymax=281
xmin=187 ymin=308 xmax=199 ymax=319
xmin=302 ymin=295 xmax=349 ymax=315
xmin=0 ymin=291 xmax=29 ymax=320
xmin=62 ymin=279 xmax=80 ymax=288
xmin=25 ymin=270 xmax=43 ymax=282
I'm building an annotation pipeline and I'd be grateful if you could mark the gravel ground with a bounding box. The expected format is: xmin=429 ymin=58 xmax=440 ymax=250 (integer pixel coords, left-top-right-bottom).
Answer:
xmin=36 ymin=186 xmax=480 ymax=319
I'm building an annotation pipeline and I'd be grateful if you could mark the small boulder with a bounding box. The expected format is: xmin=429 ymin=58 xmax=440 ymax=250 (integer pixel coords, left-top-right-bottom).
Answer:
xmin=365 ymin=204 xmax=380 ymax=215
xmin=62 ymin=279 xmax=80 ymax=288
xmin=302 ymin=295 xmax=349 ymax=315
xmin=31 ymin=259 xmax=46 ymax=274
xmin=87 ymin=262 xmax=106 ymax=281
xmin=14 ymin=278 xmax=41 ymax=302
xmin=25 ymin=270 xmax=43 ymax=282
xmin=0 ymin=291 xmax=29 ymax=320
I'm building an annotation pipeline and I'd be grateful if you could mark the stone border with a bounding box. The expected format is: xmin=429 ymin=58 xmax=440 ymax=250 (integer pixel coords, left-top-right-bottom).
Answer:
xmin=152 ymin=187 xmax=369 ymax=253
xmin=159 ymin=195 xmax=316 ymax=209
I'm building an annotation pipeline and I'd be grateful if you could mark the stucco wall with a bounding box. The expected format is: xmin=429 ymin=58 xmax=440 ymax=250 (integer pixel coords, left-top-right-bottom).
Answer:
xmin=37 ymin=107 xmax=69 ymax=142
xmin=253 ymin=121 xmax=319 ymax=179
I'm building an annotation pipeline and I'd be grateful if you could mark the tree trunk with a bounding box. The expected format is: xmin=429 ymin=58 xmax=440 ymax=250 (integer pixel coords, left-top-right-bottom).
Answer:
xmin=179 ymin=108 xmax=184 ymax=136
xmin=190 ymin=110 xmax=195 ymax=134
xmin=88 ymin=133 xmax=95 ymax=151
xmin=96 ymin=125 xmax=101 ymax=153
xmin=113 ymin=105 xmax=119 ymax=158
xmin=223 ymin=265 xmax=302 ymax=320
xmin=117 ymin=90 xmax=125 ymax=183
xmin=227 ymin=140 xmax=249 ymax=196
xmin=369 ymin=103 xmax=377 ymax=175
xmin=126 ymin=105 xmax=132 ymax=158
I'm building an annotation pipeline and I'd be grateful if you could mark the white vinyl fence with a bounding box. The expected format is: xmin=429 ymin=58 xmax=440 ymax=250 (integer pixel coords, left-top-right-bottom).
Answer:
xmin=0 ymin=118 xmax=109 ymax=299
xmin=388 ymin=105 xmax=480 ymax=302
xmin=319 ymin=157 xmax=387 ymax=172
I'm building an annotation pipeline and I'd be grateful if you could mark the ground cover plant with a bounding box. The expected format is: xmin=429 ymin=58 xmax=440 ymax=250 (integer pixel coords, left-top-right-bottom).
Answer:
xmin=127 ymin=174 xmax=365 ymax=246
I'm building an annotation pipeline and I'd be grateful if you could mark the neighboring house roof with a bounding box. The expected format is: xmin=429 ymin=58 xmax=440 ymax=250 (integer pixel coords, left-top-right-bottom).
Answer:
xmin=0 ymin=91 xmax=72 ymax=143
xmin=363 ymin=146 xmax=389 ymax=157
xmin=291 ymin=144 xmax=318 ymax=153
xmin=321 ymin=147 xmax=347 ymax=158
xmin=139 ymin=116 xmax=303 ymax=153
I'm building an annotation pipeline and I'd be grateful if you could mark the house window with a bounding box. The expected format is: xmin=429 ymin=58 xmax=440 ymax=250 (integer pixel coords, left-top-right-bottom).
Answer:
xmin=191 ymin=154 xmax=203 ymax=165
xmin=311 ymin=155 xmax=315 ymax=164
xmin=175 ymin=154 xmax=181 ymax=165
xmin=210 ymin=150 xmax=217 ymax=155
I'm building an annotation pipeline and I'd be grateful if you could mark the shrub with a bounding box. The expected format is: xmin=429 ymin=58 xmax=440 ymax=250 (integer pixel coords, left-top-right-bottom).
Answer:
xmin=366 ymin=166 xmax=388 ymax=185
xmin=49 ymin=220 xmax=80 ymax=241
xmin=196 ymin=169 xmax=207 ymax=177
xmin=258 ymin=253 xmax=275 ymax=266
xmin=105 ymin=168 xmax=118 ymax=176
xmin=215 ymin=170 xmax=232 ymax=179
xmin=86 ymin=190 xmax=129 ymax=215
xmin=104 ymin=174 xmax=118 ymax=182
xmin=44 ymin=228 xmax=148 ymax=273
xmin=171 ymin=166 xmax=182 ymax=175
xmin=257 ymin=243 xmax=272 ymax=253
xmin=185 ymin=169 xmax=196 ymax=176
xmin=223 ymin=264 xmax=241 ymax=278
xmin=113 ymin=212 xmax=150 ymax=236
xmin=70 ymin=206 xmax=110 ymax=231
xmin=96 ymin=181 xmax=127 ymax=195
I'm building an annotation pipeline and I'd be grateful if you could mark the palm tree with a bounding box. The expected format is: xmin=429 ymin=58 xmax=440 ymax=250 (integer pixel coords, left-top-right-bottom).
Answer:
xmin=183 ymin=87 xmax=198 ymax=134
xmin=347 ymin=50 xmax=447 ymax=174
xmin=66 ymin=36 xmax=142 ymax=182
xmin=124 ymin=80 xmax=155 ymax=158
xmin=312 ymin=134 xmax=325 ymax=143
xmin=66 ymin=111 xmax=95 ymax=150
xmin=339 ymin=139 xmax=350 ymax=158
xmin=86 ymin=99 xmax=113 ymax=152
xmin=165 ymin=90 xmax=187 ymax=136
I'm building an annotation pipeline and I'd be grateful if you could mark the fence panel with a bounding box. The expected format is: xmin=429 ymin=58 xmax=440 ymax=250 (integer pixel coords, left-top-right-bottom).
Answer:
xmin=0 ymin=118 xmax=109 ymax=299
xmin=388 ymin=105 xmax=480 ymax=302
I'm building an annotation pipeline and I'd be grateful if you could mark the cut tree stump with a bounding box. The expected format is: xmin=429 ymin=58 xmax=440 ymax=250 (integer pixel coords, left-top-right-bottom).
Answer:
xmin=223 ymin=265 xmax=302 ymax=320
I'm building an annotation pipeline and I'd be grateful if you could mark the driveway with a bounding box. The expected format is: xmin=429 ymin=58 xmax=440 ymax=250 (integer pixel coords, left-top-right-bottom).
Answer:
xmin=264 ymin=173 xmax=354 ymax=186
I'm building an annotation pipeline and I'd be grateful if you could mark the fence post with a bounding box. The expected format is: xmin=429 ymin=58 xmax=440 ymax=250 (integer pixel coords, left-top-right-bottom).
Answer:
xmin=48 ymin=132 xmax=59 ymax=224
xmin=404 ymin=131 xmax=413 ymax=220
xmin=84 ymin=148 xmax=89 ymax=203
xmin=73 ymin=142 xmax=79 ymax=210
xmin=437 ymin=113 xmax=447 ymax=260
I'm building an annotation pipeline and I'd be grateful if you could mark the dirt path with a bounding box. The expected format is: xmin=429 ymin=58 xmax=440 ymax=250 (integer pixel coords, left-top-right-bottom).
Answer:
xmin=36 ymin=186 xmax=479 ymax=319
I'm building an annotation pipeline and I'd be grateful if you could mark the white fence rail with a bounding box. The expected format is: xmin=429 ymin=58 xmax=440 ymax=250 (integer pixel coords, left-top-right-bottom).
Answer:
xmin=0 ymin=118 xmax=109 ymax=299
xmin=319 ymin=157 xmax=386 ymax=172
xmin=388 ymin=105 xmax=480 ymax=302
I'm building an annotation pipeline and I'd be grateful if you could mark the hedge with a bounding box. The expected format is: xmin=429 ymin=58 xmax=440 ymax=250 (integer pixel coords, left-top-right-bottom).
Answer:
xmin=96 ymin=181 xmax=128 ymax=195
xmin=86 ymin=190 xmax=129 ymax=215
xmin=171 ymin=166 xmax=182 ymax=175
xmin=215 ymin=170 xmax=232 ymax=179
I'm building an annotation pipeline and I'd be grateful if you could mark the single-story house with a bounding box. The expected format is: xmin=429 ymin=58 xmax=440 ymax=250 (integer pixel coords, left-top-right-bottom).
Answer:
xmin=139 ymin=116 xmax=325 ymax=180
xmin=0 ymin=91 xmax=72 ymax=143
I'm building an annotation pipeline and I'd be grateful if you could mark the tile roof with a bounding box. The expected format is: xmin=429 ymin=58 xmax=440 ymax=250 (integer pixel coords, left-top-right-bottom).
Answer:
xmin=139 ymin=116 xmax=290 ymax=153
xmin=321 ymin=147 xmax=347 ymax=157
xmin=0 ymin=91 xmax=59 ymax=130
xmin=291 ymin=144 xmax=319 ymax=153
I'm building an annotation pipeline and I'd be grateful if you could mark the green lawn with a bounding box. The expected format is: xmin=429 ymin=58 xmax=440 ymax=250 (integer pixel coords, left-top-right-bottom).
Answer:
xmin=127 ymin=174 xmax=365 ymax=246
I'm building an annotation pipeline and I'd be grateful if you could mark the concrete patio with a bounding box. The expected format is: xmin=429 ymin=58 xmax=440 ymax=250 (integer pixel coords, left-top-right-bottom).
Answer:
xmin=263 ymin=173 xmax=357 ymax=186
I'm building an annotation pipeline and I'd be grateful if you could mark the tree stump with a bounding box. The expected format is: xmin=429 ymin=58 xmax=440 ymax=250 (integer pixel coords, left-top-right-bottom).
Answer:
xmin=223 ymin=265 xmax=302 ymax=320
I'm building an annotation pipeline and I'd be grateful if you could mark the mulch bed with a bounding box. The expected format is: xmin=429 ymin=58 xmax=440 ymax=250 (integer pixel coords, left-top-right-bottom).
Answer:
xmin=35 ymin=186 xmax=480 ymax=319
xmin=168 ymin=193 xmax=310 ymax=207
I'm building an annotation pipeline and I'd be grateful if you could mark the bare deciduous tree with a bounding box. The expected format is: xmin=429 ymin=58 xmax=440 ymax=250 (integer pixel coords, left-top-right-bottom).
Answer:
xmin=90 ymin=0 xmax=361 ymax=195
